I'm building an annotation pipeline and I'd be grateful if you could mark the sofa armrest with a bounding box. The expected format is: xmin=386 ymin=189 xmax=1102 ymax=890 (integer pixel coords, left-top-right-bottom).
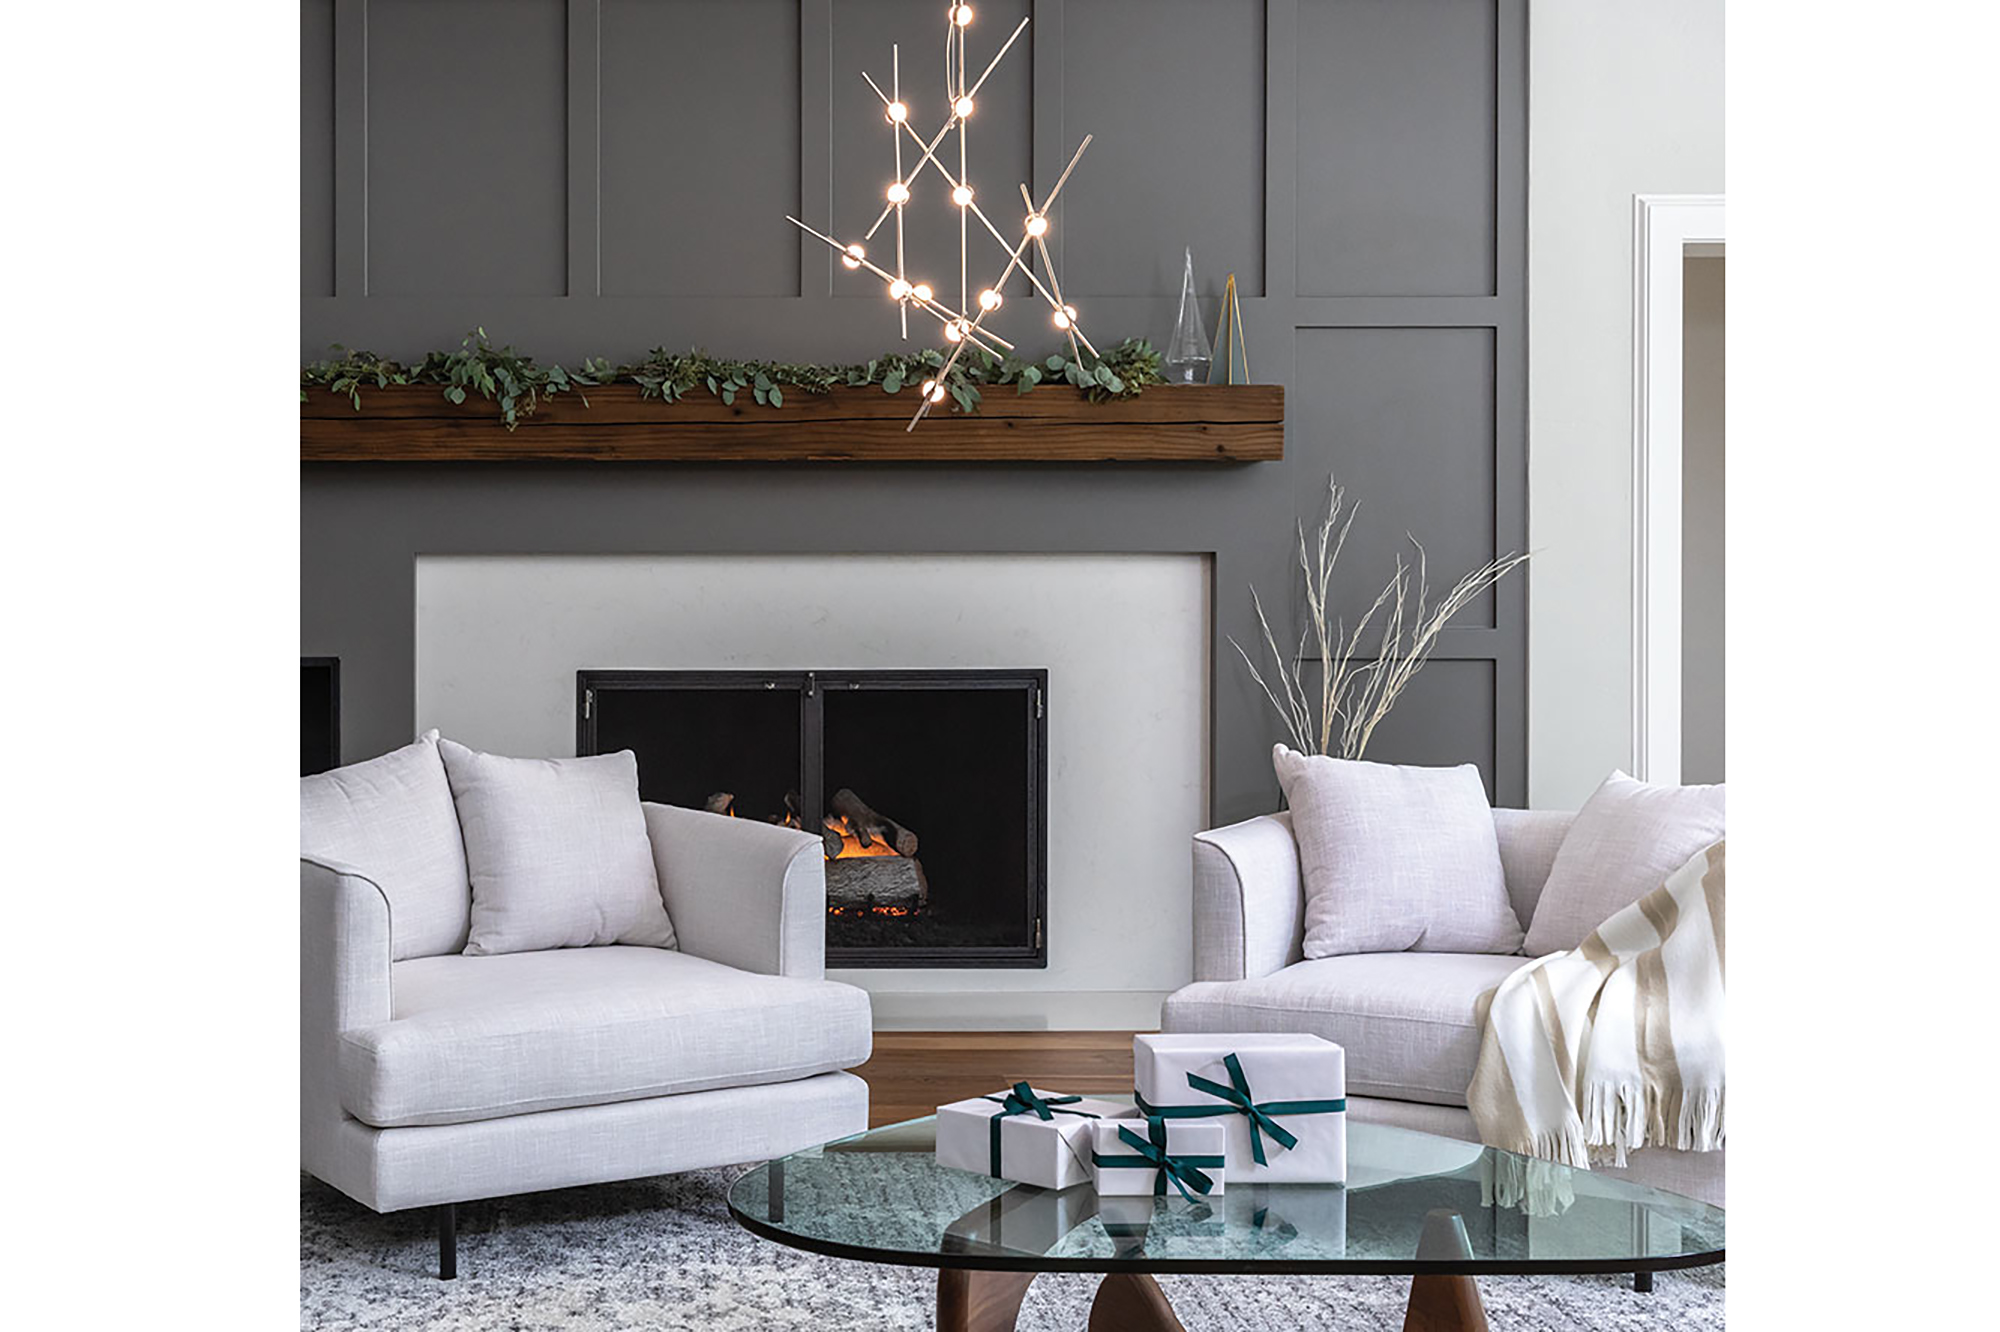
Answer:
xmin=644 ymin=802 xmax=826 ymax=978
xmin=1191 ymin=812 xmax=1306 ymax=982
xmin=300 ymin=858 xmax=394 ymax=1177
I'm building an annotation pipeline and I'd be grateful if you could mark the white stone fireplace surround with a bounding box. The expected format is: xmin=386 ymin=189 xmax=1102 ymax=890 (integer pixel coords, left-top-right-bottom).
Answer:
xmin=414 ymin=554 xmax=1211 ymax=1029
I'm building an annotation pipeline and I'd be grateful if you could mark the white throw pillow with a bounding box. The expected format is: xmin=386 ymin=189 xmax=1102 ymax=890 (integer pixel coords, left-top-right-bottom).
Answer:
xmin=300 ymin=729 xmax=471 ymax=960
xmin=1522 ymin=771 xmax=1726 ymax=956
xmin=438 ymin=739 xmax=677 ymax=956
xmin=1273 ymin=746 xmax=1523 ymax=958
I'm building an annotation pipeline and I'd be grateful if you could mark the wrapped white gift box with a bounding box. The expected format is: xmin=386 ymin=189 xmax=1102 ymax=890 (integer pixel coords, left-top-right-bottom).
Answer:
xmin=936 ymin=1085 xmax=1135 ymax=1190
xmin=1089 ymin=1118 xmax=1227 ymax=1198
xmin=1132 ymin=1033 xmax=1347 ymax=1183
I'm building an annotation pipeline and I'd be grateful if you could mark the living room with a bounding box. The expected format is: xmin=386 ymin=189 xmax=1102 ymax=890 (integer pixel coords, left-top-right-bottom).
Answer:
xmin=10 ymin=2 xmax=1993 ymax=1329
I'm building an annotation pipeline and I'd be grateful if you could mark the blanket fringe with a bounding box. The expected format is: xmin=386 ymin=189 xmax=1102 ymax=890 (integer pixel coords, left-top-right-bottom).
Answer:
xmin=1582 ymin=1082 xmax=1725 ymax=1167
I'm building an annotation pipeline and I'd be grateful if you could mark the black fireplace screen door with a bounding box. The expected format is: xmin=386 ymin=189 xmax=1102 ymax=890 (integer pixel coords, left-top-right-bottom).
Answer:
xmin=577 ymin=669 xmax=1047 ymax=968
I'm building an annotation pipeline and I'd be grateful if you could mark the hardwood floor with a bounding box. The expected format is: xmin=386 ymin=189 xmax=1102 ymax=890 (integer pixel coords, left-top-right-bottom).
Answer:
xmin=855 ymin=1031 xmax=1142 ymax=1127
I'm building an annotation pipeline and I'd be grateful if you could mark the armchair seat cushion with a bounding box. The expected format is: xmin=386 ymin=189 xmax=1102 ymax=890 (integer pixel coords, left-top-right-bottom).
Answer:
xmin=1162 ymin=953 xmax=1530 ymax=1108
xmin=337 ymin=946 xmax=872 ymax=1128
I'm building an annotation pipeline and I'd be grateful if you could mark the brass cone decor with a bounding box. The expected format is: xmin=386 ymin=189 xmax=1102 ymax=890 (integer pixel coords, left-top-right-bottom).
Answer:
xmin=1208 ymin=272 xmax=1249 ymax=385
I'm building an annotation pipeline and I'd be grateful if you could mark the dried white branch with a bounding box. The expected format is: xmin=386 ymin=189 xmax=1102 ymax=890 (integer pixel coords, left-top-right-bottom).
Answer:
xmin=1236 ymin=475 xmax=1531 ymax=761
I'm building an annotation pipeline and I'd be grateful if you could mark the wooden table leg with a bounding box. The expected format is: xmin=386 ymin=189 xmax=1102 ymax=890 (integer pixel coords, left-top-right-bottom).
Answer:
xmin=1088 ymin=1273 xmax=1186 ymax=1332
xmin=937 ymin=1269 xmax=1038 ymax=1332
xmin=1403 ymin=1274 xmax=1490 ymax=1332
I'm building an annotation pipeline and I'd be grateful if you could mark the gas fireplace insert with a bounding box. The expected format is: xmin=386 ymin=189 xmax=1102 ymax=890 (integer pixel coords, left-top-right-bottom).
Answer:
xmin=576 ymin=669 xmax=1047 ymax=968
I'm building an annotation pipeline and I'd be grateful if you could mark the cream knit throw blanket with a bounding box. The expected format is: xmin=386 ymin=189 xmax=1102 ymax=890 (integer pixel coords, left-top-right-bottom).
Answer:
xmin=1469 ymin=839 xmax=1725 ymax=1169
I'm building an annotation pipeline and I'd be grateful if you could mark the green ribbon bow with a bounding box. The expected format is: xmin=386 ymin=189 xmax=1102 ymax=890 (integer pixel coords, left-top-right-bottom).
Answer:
xmin=1090 ymin=1119 xmax=1223 ymax=1203
xmin=981 ymin=1083 xmax=1099 ymax=1179
xmin=1134 ymin=1052 xmax=1346 ymax=1166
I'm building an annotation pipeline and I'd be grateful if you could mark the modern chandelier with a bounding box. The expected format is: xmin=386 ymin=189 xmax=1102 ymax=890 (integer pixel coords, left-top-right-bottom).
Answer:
xmin=787 ymin=3 xmax=1096 ymax=430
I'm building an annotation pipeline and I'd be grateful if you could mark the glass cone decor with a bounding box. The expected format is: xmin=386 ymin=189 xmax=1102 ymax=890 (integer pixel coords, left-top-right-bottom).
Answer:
xmin=1165 ymin=247 xmax=1212 ymax=385
xmin=785 ymin=4 xmax=1100 ymax=431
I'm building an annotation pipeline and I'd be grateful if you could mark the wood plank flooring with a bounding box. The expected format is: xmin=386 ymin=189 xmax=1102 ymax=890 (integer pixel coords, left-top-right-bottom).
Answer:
xmin=855 ymin=1031 xmax=1143 ymax=1127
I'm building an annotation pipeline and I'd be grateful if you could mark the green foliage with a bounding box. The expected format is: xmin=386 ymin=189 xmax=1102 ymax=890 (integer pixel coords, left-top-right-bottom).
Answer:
xmin=299 ymin=345 xmax=412 ymax=410
xmin=302 ymin=331 xmax=1172 ymax=427
xmin=406 ymin=328 xmax=599 ymax=428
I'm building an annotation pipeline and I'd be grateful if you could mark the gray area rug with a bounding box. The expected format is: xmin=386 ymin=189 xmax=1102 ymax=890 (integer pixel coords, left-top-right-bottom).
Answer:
xmin=301 ymin=1170 xmax=1723 ymax=1330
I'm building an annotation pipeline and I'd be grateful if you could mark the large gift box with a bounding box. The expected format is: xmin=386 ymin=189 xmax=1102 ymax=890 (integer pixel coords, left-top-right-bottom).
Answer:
xmin=1132 ymin=1033 xmax=1347 ymax=1183
xmin=936 ymin=1084 xmax=1136 ymax=1190
xmin=1089 ymin=1118 xmax=1227 ymax=1198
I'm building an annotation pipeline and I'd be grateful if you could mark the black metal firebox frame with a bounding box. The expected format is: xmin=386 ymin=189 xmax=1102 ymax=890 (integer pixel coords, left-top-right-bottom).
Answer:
xmin=575 ymin=668 xmax=1049 ymax=969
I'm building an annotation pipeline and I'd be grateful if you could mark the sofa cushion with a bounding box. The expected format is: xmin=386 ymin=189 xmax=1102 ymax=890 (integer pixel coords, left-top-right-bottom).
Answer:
xmin=439 ymin=739 xmax=678 ymax=957
xmin=1522 ymin=771 xmax=1727 ymax=955
xmin=1273 ymin=747 xmax=1523 ymax=957
xmin=301 ymin=729 xmax=470 ymax=960
xmin=338 ymin=946 xmax=872 ymax=1127
xmin=1161 ymin=953 xmax=1530 ymax=1107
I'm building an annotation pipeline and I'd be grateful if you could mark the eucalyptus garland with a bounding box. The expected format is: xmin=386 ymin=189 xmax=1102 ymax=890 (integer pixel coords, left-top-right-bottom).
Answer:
xmin=302 ymin=329 xmax=1167 ymax=429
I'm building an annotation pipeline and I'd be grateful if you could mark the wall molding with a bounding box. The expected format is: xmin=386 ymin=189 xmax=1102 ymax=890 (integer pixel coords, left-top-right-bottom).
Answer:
xmin=1631 ymin=193 xmax=1725 ymax=785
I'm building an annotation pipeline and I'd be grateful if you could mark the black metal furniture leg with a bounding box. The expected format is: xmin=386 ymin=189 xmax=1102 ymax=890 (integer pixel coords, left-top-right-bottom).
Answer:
xmin=437 ymin=1203 xmax=457 ymax=1280
xmin=1633 ymin=1271 xmax=1653 ymax=1293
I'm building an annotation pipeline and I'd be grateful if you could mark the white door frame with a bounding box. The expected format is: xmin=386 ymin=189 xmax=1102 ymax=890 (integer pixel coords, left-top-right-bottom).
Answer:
xmin=1631 ymin=194 xmax=1725 ymax=785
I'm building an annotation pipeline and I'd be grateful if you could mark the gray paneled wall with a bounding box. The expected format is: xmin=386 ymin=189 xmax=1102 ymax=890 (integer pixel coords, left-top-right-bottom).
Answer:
xmin=301 ymin=0 xmax=1528 ymax=821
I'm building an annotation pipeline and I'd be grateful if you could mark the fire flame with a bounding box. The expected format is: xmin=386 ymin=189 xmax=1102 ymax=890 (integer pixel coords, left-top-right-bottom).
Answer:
xmin=822 ymin=815 xmax=901 ymax=860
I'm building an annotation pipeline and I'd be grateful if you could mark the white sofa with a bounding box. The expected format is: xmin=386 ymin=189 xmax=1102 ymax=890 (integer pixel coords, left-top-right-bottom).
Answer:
xmin=1163 ymin=809 xmax=1723 ymax=1207
xmin=301 ymin=801 xmax=872 ymax=1277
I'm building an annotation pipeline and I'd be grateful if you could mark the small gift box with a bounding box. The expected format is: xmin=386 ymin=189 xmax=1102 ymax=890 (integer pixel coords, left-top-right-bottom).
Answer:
xmin=936 ymin=1084 xmax=1136 ymax=1190
xmin=1133 ymin=1033 xmax=1347 ymax=1183
xmin=1090 ymin=1118 xmax=1227 ymax=1198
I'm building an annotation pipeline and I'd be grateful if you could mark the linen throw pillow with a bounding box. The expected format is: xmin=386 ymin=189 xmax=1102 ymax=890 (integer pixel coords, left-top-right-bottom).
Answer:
xmin=300 ymin=729 xmax=472 ymax=960
xmin=1273 ymin=746 xmax=1523 ymax=958
xmin=1522 ymin=770 xmax=1726 ymax=956
xmin=438 ymin=739 xmax=677 ymax=956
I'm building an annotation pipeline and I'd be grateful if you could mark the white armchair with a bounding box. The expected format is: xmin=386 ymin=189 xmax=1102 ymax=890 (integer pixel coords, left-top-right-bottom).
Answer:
xmin=1165 ymin=809 xmax=1723 ymax=1207
xmin=300 ymin=800 xmax=871 ymax=1278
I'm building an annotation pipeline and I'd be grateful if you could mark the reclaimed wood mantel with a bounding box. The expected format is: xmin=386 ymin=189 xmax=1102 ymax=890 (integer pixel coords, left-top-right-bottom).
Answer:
xmin=299 ymin=383 xmax=1284 ymax=463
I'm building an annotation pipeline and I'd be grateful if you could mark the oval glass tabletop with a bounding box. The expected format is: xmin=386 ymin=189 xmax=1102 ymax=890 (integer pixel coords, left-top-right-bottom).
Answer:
xmin=727 ymin=1116 xmax=1724 ymax=1276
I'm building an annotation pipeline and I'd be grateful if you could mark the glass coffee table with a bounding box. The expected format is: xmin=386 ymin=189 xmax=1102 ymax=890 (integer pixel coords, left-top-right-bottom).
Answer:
xmin=728 ymin=1116 xmax=1723 ymax=1331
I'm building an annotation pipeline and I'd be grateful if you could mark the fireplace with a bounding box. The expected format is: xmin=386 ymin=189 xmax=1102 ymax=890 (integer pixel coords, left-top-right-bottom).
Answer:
xmin=576 ymin=669 xmax=1048 ymax=968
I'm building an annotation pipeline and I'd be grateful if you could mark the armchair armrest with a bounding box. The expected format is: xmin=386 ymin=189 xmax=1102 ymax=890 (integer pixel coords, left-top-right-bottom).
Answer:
xmin=1190 ymin=812 xmax=1306 ymax=982
xmin=300 ymin=857 xmax=393 ymax=1179
xmin=643 ymin=802 xmax=826 ymax=978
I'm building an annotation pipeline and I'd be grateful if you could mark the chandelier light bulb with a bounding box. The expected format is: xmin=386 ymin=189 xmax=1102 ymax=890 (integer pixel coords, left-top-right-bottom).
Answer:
xmin=886 ymin=101 xmax=908 ymax=124
xmin=944 ymin=319 xmax=967 ymax=343
xmin=978 ymin=288 xmax=1003 ymax=311
xmin=1024 ymin=212 xmax=1048 ymax=237
xmin=925 ymin=379 xmax=948 ymax=403
xmin=954 ymin=95 xmax=975 ymax=120
xmin=889 ymin=278 xmax=913 ymax=300
xmin=911 ymin=282 xmax=934 ymax=302
xmin=842 ymin=243 xmax=866 ymax=270
xmin=1052 ymin=309 xmax=1071 ymax=330
xmin=953 ymin=6 xmax=974 ymax=28
xmin=887 ymin=181 xmax=911 ymax=205
xmin=952 ymin=184 xmax=974 ymax=207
